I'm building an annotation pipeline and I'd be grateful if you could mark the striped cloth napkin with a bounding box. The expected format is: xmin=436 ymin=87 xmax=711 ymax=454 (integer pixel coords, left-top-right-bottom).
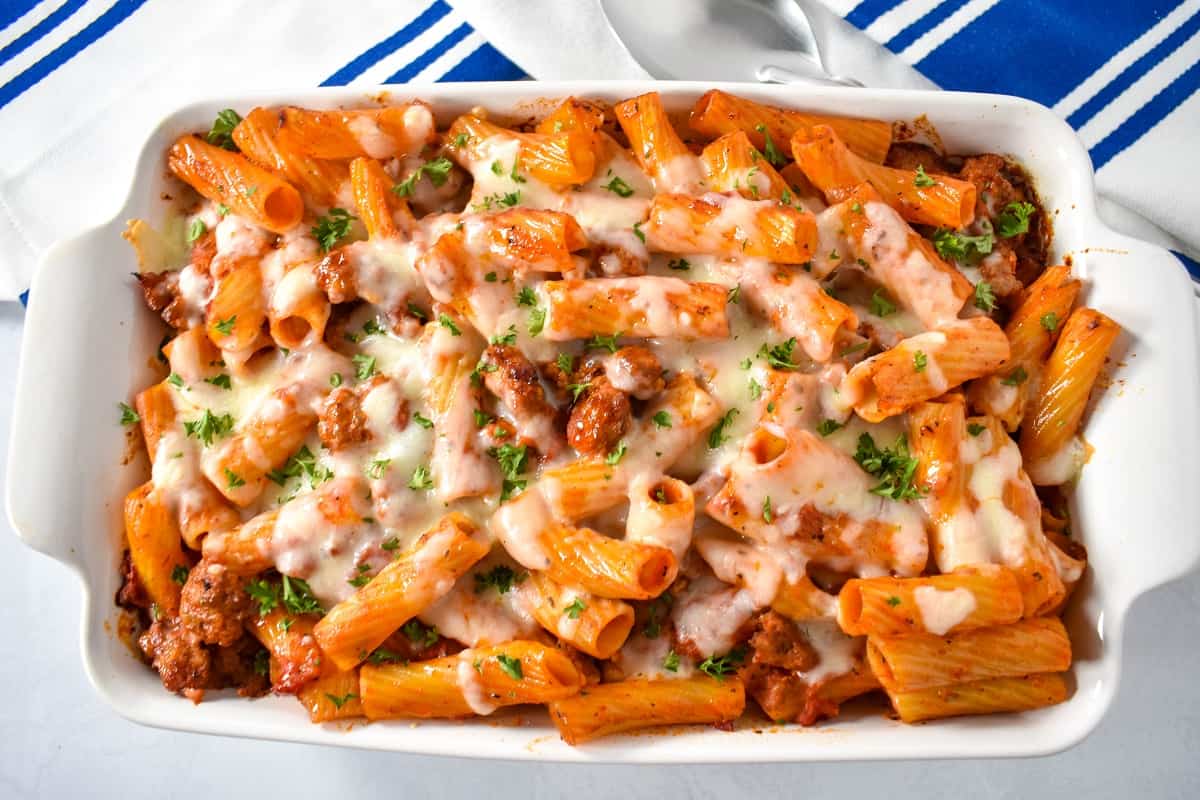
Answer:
xmin=1 ymin=0 xmax=1197 ymax=303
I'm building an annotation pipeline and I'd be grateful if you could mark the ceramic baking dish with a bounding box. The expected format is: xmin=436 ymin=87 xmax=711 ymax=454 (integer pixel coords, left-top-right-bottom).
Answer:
xmin=8 ymin=81 xmax=1200 ymax=762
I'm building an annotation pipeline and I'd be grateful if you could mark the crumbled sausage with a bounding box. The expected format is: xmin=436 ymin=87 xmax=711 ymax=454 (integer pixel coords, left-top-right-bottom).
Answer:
xmin=190 ymin=230 xmax=217 ymax=276
xmin=139 ymin=616 xmax=212 ymax=695
xmin=115 ymin=549 xmax=150 ymax=610
xmin=959 ymin=154 xmax=1024 ymax=217
xmin=180 ymin=559 xmax=253 ymax=647
xmin=318 ymin=386 xmax=370 ymax=452
xmin=566 ymin=377 xmax=631 ymax=456
xmin=211 ymin=638 xmax=271 ymax=698
xmin=605 ymin=345 xmax=665 ymax=399
xmin=314 ymin=248 xmax=358 ymax=304
xmin=747 ymin=610 xmax=818 ymax=671
xmin=483 ymin=345 xmax=561 ymax=451
xmin=135 ymin=271 xmax=190 ymax=330
xmin=885 ymin=142 xmax=953 ymax=175
xmin=978 ymin=241 xmax=1023 ymax=300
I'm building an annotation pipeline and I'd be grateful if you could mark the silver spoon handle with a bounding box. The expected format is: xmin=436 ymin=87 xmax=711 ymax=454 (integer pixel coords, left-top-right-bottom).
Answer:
xmin=757 ymin=63 xmax=864 ymax=88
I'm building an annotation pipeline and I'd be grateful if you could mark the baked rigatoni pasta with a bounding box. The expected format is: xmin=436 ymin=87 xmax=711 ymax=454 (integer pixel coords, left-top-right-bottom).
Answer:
xmin=119 ymin=89 xmax=1111 ymax=743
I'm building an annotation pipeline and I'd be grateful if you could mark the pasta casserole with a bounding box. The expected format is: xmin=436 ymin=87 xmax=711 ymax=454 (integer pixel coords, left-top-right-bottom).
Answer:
xmin=116 ymin=89 xmax=1117 ymax=743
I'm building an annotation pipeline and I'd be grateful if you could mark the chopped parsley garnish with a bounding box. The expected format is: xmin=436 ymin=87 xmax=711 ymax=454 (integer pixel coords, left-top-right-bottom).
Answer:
xmin=381 ymin=537 xmax=401 ymax=552
xmin=886 ymin=596 xmax=902 ymax=607
xmin=281 ymin=575 xmax=322 ymax=615
xmin=651 ymin=411 xmax=672 ymax=429
xmin=491 ymin=325 xmax=518 ymax=346
xmin=515 ymin=286 xmax=537 ymax=307
xmin=632 ymin=222 xmax=645 ymax=243
xmin=366 ymin=458 xmax=391 ymax=479
xmin=206 ymin=109 xmax=242 ymax=150
xmin=698 ymin=647 xmax=745 ymax=682
xmin=1040 ymin=312 xmax=1059 ymax=332
xmin=362 ymin=318 xmax=386 ymax=337
xmin=348 ymin=563 xmax=373 ymax=588
xmin=996 ymin=201 xmax=1036 ymax=238
xmin=748 ymin=378 xmax=763 ymax=400
xmin=870 ymin=289 xmax=896 ymax=317
xmin=204 ymin=374 xmax=232 ymax=390
xmin=759 ymin=338 xmax=800 ymax=370
xmin=555 ymin=353 xmax=573 ymax=373
xmin=490 ymin=442 xmax=529 ymax=502
xmin=603 ymin=175 xmax=634 ymax=197
xmin=171 ymin=565 xmax=189 ymax=585
xmin=490 ymin=160 xmax=504 ymax=176
xmin=566 ymin=381 xmax=591 ymax=401
xmin=408 ymin=465 xmax=434 ymax=490
xmin=352 ymin=353 xmax=377 ymax=380
xmin=224 ymin=468 xmax=246 ymax=490
xmin=762 ymin=496 xmax=774 ymax=523
xmin=605 ymin=441 xmax=627 ymax=466
xmin=754 ymin=123 xmax=785 ymax=167
xmin=183 ymin=409 xmax=235 ymax=446
xmin=727 ymin=284 xmax=741 ymax=304
xmin=528 ymin=307 xmax=546 ymax=336
xmin=119 ymin=402 xmax=140 ymax=426
xmin=913 ymin=350 xmax=928 ymax=373
xmin=406 ymin=302 xmax=427 ymax=322
xmin=214 ymin=315 xmax=237 ymax=336
xmin=474 ymin=565 xmax=524 ymax=595
xmin=246 ymin=579 xmax=279 ymax=615
xmin=1001 ymin=365 xmax=1029 ymax=386
xmin=967 ymin=423 xmax=986 ymax=437
xmin=564 ymin=598 xmax=587 ymax=619
xmin=484 ymin=271 xmax=497 ymax=283
xmin=974 ymin=281 xmax=997 ymax=312
xmin=853 ymin=433 xmax=924 ymax=501
xmin=325 ymin=692 xmax=358 ymax=710
xmin=932 ymin=227 xmax=994 ymax=264
xmin=496 ymin=654 xmax=524 ymax=680
xmin=186 ymin=219 xmax=207 ymax=244
xmin=642 ymin=593 xmax=673 ymax=638
xmin=816 ymin=419 xmax=843 ymax=437
xmin=392 ymin=156 xmax=455 ymax=196
xmin=368 ymin=647 xmax=404 ymax=665
xmin=438 ymin=314 xmax=461 ymax=335
xmin=667 ymin=258 xmax=690 ymax=271
xmin=412 ymin=412 xmax=434 ymax=429
xmin=216 ymin=203 xmax=231 ymax=217
xmin=663 ymin=650 xmax=680 ymax=672
xmin=707 ymin=408 xmax=740 ymax=449
xmin=586 ymin=332 xmax=621 ymax=353
xmin=473 ymin=409 xmax=492 ymax=428
xmin=914 ymin=164 xmax=936 ymax=188
xmin=401 ymin=619 xmax=439 ymax=648
xmin=311 ymin=208 xmax=357 ymax=253
xmin=265 ymin=445 xmax=332 ymax=489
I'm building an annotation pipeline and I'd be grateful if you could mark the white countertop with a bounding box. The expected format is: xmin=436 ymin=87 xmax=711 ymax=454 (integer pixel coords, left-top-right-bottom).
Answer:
xmin=0 ymin=302 xmax=1196 ymax=799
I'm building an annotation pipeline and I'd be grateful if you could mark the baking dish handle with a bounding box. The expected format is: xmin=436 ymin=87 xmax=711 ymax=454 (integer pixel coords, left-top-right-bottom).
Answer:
xmin=1085 ymin=229 xmax=1200 ymax=600
xmin=6 ymin=222 xmax=138 ymax=571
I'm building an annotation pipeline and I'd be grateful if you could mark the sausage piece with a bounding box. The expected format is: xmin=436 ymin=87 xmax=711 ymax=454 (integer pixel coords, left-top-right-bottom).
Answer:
xmin=483 ymin=344 xmax=562 ymax=455
xmin=566 ymin=377 xmax=631 ymax=456
xmin=604 ymin=345 xmax=665 ymax=400
xmin=179 ymin=559 xmax=253 ymax=647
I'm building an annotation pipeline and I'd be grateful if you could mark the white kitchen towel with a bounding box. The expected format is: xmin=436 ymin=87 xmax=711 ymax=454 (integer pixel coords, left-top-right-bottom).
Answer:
xmin=1 ymin=0 xmax=1198 ymax=303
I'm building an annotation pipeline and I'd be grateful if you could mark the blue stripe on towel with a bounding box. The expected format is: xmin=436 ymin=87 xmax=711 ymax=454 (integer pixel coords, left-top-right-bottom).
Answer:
xmin=0 ymin=0 xmax=147 ymax=111
xmin=0 ymin=0 xmax=87 ymax=68
xmin=846 ymin=0 xmax=905 ymax=30
xmin=321 ymin=0 xmax=450 ymax=86
xmin=440 ymin=41 xmax=525 ymax=82
xmin=1067 ymin=9 xmax=1200 ymax=129
xmin=1090 ymin=57 xmax=1200 ymax=169
xmin=1172 ymin=250 xmax=1200 ymax=281
xmin=0 ymin=0 xmax=42 ymax=35
xmin=916 ymin=0 xmax=1180 ymax=107
xmin=886 ymin=0 xmax=970 ymax=53
xmin=383 ymin=21 xmax=471 ymax=84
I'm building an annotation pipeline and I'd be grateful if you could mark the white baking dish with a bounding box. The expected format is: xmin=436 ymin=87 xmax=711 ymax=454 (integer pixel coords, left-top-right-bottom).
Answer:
xmin=8 ymin=81 xmax=1200 ymax=762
